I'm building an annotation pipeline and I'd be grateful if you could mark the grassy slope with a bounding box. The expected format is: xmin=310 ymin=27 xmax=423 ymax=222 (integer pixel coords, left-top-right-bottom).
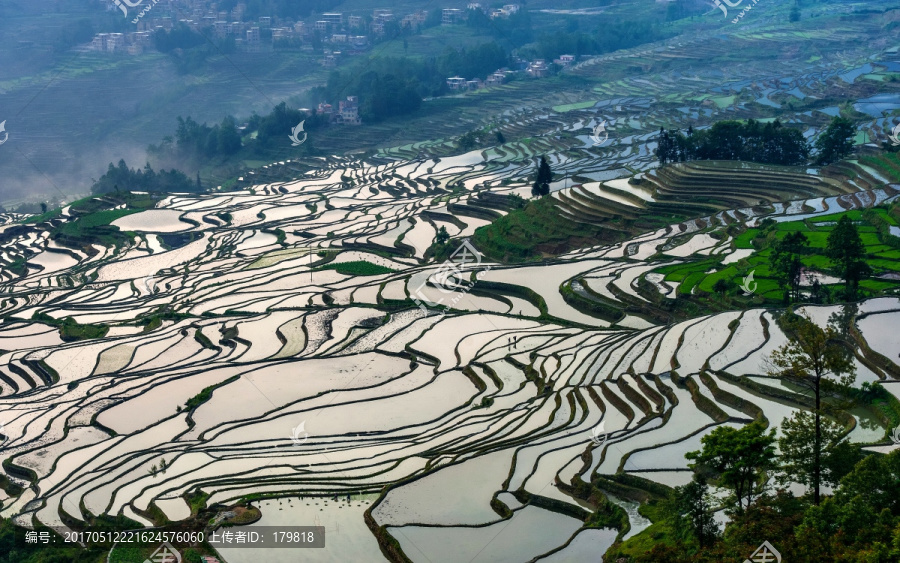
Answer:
xmin=471 ymin=195 xmax=626 ymax=261
xmin=658 ymin=207 xmax=900 ymax=301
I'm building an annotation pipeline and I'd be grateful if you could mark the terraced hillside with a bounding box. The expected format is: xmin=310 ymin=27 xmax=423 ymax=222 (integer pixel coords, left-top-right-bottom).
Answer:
xmin=1 ymin=142 xmax=899 ymax=561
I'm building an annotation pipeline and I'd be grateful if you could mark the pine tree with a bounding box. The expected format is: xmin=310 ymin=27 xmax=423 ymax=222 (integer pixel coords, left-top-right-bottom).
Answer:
xmin=657 ymin=128 xmax=669 ymax=165
xmin=767 ymin=314 xmax=856 ymax=505
xmin=825 ymin=215 xmax=871 ymax=299
xmin=815 ymin=117 xmax=855 ymax=165
xmin=532 ymin=156 xmax=552 ymax=196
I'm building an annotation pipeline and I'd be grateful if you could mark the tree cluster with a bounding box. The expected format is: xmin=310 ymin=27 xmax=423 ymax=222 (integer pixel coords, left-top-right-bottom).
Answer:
xmin=528 ymin=19 xmax=666 ymax=61
xmin=249 ymin=102 xmax=328 ymax=147
xmin=657 ymin=117 xmax=855 ymax=167
xmin=764 ymin=214 xmax=870 ymax=303
xmin=617 ymin=314 xmax=900 ymax=562
xmin=457 ymin=128 xmax=505 ymax=151
xmin=215 ymin=0 xmax=342 ymax=20
xmin=91 ymin=160 xmax=197 ymax=195
xmin=149 ymin=116 xmax=242 ymax=163
xmin=657 ymin=119 xmax=810 ymax=166
xmin=311 ymin=43 xmax=510 ymax=123
xmin=152 ymin=23 xmax=206 ymax=53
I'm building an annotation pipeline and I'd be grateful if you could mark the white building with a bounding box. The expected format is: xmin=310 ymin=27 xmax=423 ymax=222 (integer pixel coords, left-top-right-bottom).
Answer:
xmin=447 ymin=76 xmax=467 ymax=90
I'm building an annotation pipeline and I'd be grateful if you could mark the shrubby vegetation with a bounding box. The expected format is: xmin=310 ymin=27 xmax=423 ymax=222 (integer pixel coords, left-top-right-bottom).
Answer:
xmin=657 ymin=117 xmax=854 ymax=167
xmin=610 ymin=314 xmax=900 ymax=562
xmin=308 ymin=43 xmax=510 ymax=122
xmin=214 ymin=0 xmax=342 ymax=20
xmin=316 ymin=260 xmax=397 ymax=276
xmin=149 ymin=116 xmax=242 ymax=163
xmin=527 ymin=20 xmax=668 ymax=61
xmin=657 ymin=119 xmax=809 ymax=166
xmin=152 ymin=24 xmax=206 ymax=53
xmin=91 ymin=160 xmax=197 ymax=195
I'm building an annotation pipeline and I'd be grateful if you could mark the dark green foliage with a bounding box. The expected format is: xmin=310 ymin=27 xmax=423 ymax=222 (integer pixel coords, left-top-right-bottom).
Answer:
xmin=815 ymin=116 xmax=855 ymax=165
xmin=149 ymin=116 xmax=242 ymax=163
xmin=826 ymin=215 xmax=871 ymax=298
xmin=532 ymin=156 xmax=552 ymax=197
xmin=457 ymin=127 xmax=506 ymax=151
xmin=529 ymin=19 xmax=667 ymax=61
xmin=770 ymin=230 xmax=809 ymax=302
xmin=435 ymin=226 xmax=450 ymax=245
xmin=310 ymin=44 xmax=508 ymax=123
xmin=507 ymin=193 xmax=526 ymax=209
xmin=33 ymin=312 xmax=108 ymax=342
xmin=91 ymin=160 xmax=196 ymax=195
xmin=250 ymin=102 xmax=328 ymax=148
xmin=185 ymin=376 xmax=240 ymax=411
xmin=666 ymin=0 xmax=708 ymax=21
xmin=0 ymin=518 xmax=107 ymax=563
xmin=768 ymin=314 xmax=856 ymax=504
xmin=712 ymin=278 xmax=730 ymax=295
xmin=472 ymin=196 xmax=620 ymax=261
xmin=793 ymin=450 xmax=900 ymax=559
xmin=153 ymin=23 xmax=205 ymax=53
xmin=53 ymin=18 xmax=94 ymax=53
xmin=686 ymin=421 xmax=777 ymax=514
xmin=777 ymin=411 xmax=861 ymax=493
xmin=670 ymin=474 xmax=719 ymax=548
xmin=316 ymin=261 xmax=397 ymax=276
xmin=657 ymin=119 xmax=810 ymax=166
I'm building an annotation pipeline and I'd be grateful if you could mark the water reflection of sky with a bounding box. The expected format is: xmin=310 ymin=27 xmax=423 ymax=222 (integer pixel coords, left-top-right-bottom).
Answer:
xmin=839 ymin=63 xmax=873 ymax=83
xmin=854 ymin=93 xmax=900 ymax=117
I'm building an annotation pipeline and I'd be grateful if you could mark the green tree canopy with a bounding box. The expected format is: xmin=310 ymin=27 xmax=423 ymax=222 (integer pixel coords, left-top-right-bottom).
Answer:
xmin=769 ymin=231 xmax=809 ymax=303
xmin=767 ymin=313 xmax=856 ymax=504
xmin=669 ymin=474 xmax=720 ymax=548
xmin=532 ymin=156 xmax=552 ymax=197
xmin=91 ymin=160 xmax=196 ymax=195
xmin=825 ymin=215 xmax=871 ymax=299
xmin=814 ymin=116 xmax=855 ymax=165
xmin=686 ymin=421 xmax=777 ymax=514
xmin=777 ymin=411 xmax=861 ymax=494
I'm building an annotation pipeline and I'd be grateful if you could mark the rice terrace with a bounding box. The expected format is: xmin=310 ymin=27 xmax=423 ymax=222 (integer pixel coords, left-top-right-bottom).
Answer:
xmin=2 ymin=0 xmax=900 ymax=562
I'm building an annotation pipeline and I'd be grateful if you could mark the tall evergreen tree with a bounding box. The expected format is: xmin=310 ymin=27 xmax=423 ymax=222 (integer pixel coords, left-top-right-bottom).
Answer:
xmin=532 ymin=156 xmax=552 ymax=197
xmin=770 ymin=231 xmax=808 ymax=303
xmin=815 ymin=117 xmax=855 ymax=165
xmin=671 ymin=474 xmax=720 ymax=548
xmin=825 ymin=215 xmax=871 ymax=299
xmin=767 ymin=313 xmax=856 ymax=505
xmin=686 ymin=422 xmax=777 ymax=515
